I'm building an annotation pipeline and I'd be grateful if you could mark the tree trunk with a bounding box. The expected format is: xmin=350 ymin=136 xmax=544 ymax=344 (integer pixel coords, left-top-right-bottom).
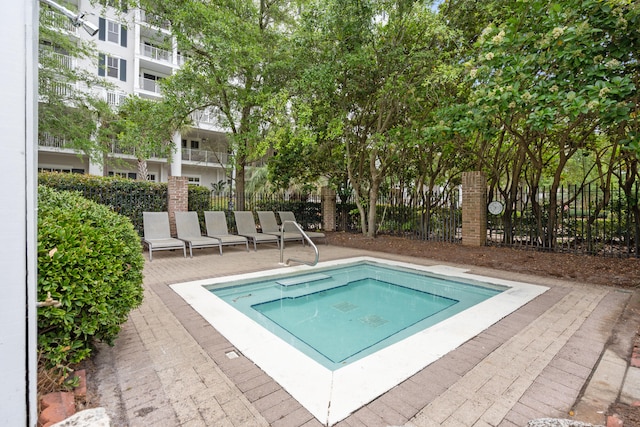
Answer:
xmin=137 ymin=159 xmax=149 ymax=181
xmin=235 ymin=159 xmax=246 ymax=211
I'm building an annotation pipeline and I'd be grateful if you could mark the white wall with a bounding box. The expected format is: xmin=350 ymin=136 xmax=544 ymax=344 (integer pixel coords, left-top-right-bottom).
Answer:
xmin=0 ymin=1 xmax=38 ymax=426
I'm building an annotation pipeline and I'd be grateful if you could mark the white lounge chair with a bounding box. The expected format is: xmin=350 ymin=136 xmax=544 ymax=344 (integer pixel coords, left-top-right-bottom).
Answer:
xmin=278 ymin=211 xmax=327 ymax=244
xmin=142 ymin=212 xmax=187 ymax=261
xmin=233 ymin=211 xmax=280 ymax=251
xmin=204 ymin=211 xmax=249 ymax=253
xmin=257 ymin=211 xmax=305 ymax=245
xmin=175 ymin=211 xmax=222 ymax=257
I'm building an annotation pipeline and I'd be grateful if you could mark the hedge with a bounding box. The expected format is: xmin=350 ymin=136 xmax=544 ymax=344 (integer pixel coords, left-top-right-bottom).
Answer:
xmin=39 ymin=172 xmax=213 ymax=235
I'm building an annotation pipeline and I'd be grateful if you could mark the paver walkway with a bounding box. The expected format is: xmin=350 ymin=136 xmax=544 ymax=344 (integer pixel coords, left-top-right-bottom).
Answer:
xmin=93 ymin=244 xmax=637 ymax=427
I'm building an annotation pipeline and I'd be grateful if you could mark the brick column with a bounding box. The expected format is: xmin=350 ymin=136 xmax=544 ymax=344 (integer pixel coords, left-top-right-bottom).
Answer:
xmin=462 ymin=171 xmax=487 ymax=246
xmin=168 ymin=176 xmax=188 ymax=237
xmin=321 ymin=186 xmax=336 ymax=232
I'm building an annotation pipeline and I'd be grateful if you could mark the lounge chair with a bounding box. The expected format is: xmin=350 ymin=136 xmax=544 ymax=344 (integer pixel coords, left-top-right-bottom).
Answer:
xmin=257 ymin=211 xmax=305 ymax=245
xmin=204 ymin=211 xmax=249 ymax=253
xmin=278 ymin=211 xmax=327 ymax=244
xmin=233 ymin=211 xmax=280 ymax=251
xmin=142 ymin=212 xmax=187 ymax=261
xmin=174 ymin=211 xmax=222 ymax=257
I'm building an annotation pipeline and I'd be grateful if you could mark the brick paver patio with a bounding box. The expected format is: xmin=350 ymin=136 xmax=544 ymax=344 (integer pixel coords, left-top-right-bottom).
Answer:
xmin=93 ymin=243 xmax=635 ymax=427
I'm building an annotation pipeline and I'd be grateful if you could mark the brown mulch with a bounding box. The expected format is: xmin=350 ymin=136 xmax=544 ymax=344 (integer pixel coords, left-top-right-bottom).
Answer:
xmin=325 ymin=232 xmax=640 ymax=289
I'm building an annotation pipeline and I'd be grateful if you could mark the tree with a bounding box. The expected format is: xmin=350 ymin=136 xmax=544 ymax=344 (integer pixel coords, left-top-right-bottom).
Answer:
xmin=114 ymin=96 xmax=185 ymax=180
xmin=465 ymin=0 xmax=637 ymax=246
xmin=132 ymin=0 xmax=298 ymax=208
xmin=279 ymin=0 xmax=458 ymax=237
xmin=38 ymin=2 xmax=115 ymax=166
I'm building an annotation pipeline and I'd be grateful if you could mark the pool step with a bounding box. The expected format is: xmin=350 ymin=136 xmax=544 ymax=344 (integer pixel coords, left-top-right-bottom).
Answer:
xmin=277 ymin=273 xmax=330 ymax=287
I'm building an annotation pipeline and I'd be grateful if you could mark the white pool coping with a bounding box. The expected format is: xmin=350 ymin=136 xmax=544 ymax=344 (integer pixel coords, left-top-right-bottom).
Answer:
xmin=171 ymin=256 xmax=548 ymax=426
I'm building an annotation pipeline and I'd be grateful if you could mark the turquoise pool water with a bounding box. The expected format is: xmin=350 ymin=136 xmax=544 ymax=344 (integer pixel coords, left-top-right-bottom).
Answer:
xmin=210 ymin=261 xmax=504 ymax=370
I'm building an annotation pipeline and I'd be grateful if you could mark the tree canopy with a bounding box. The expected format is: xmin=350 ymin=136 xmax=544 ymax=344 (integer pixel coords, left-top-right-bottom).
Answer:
xmin=266 ymin=0 xmax=460 ymax=236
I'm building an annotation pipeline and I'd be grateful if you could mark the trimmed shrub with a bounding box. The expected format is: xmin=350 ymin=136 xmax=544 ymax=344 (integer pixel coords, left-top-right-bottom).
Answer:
xmin=39 ymin=172 xmax=167 ymax=236
xmin=37 ymin=185 xmax=144 ymax=372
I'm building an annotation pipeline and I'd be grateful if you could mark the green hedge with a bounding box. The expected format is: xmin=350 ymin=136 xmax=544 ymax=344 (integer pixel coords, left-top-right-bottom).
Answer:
xmin=37 ymin=185 xmax=144 ymax=372
xmin=39 ymin=172 xmax=167 ymax=236
xmin=39 ymin=172 xmax=214 ymax=235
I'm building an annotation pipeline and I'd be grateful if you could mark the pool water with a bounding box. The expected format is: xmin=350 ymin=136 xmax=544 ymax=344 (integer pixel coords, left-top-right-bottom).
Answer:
xmin=212 ymin=262 xmax=502 ymax=369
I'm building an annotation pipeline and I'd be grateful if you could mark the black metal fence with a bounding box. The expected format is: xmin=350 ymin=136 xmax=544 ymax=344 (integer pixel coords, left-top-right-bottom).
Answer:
xmin=208 ymin=188 xmax=461 ymax=242
xmin=488 ymin=183 xmax=640 ymax=257
xmin=208 ymin=192 xmax=324 ymax=232
xmin=325 ymin=188 xmax=461 ymax=242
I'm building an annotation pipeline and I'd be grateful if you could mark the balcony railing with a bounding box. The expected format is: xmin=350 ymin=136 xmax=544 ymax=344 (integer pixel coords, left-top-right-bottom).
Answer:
xmin=191 ymin=108 xmax=218 ymax=124
xmin=140 ymin=77 xmax=162 ymax=94
xmin=111 ymin=143 xmax=166 ymax=159
xmin=40 ymin=50 xmax=75 ymax=70
xmin=177 ymin=53 xmax=188 ymax=66
xmin=41 ymin=81 xmax=74 ymax=99
xmin=106 ymin=90 xmax=127 ymax=107
xmin=182 ymin=148 xmax=228 ymax=164
xmin=140 ymin=43 xmax=173 ymax=63
xmin=140 ymin=10 xmax=171 ymax=31
xmin=41 ymin=9 xmax=78 ymax=33
xmin=39 ymin=133 xmax=71 ymax=149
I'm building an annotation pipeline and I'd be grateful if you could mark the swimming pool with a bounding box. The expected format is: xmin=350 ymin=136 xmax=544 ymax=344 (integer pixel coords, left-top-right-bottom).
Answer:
xmin=211 ymin=262 xmax=503 ymax=369
xmin=171 ymin=257 xmax=548 ymax=425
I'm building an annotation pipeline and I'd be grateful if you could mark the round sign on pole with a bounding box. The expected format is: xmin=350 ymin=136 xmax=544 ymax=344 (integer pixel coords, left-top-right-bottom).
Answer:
xmin=488 ymin=201 xmax=504 ymax=215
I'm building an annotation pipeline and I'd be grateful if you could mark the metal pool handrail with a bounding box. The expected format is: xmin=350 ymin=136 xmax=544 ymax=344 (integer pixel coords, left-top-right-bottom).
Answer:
xmin=279 ymin=220 xmax=319 ymax=266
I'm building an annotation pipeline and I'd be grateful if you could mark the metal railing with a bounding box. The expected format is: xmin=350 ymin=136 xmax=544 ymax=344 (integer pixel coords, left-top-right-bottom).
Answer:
xmin=105 ymin=90 xmax=127 ymax=107
xmin=40 ymin=50 xmax=75 ymax=70
xmin=191 ymin=108 xmax=218 ymax=124
xmin=41 ymin=8 xmax=78 ymax=33
xmin=181 ymin=148 xmax=227 ymax=164
xmin=140 ymin=77 xmax=162 ymax=93
xmin=39 ymin=133 xmax=70 ymax=149
xmin=140 ymin=43 xmax=172 ymax=63
xmin=279 ymin=221 xmax=319 ymax=266
xmin=488 ymin=182 xmax=640 ymax=257
xmin=140 ymin=10 xmax=171 ymax=30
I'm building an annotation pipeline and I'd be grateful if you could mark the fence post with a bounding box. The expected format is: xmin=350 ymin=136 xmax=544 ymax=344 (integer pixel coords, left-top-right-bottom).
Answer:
xmin=168 ymin=176 xmax=188 ymax=237
xmin=321 ymin=186 xmax=336 ymax=231
xmin=462 ymin=171 xmax=487 ymax=246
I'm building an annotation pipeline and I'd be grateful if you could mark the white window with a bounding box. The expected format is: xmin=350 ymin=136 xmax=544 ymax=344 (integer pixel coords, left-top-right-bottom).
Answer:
xmin=108 ymin=171 xmax=157 ymax=181
xmin=186 ymin=176 xmax=201 ymax=186
xmin=107 ymin=20 xmax=119 ymax=43
xmin=39 ymin=167 xmax=84 ymax=174
xmin=106 ymin=56 xmax=119 ymax=78
xmin=181 ymin=139 xmax=199 ymax=149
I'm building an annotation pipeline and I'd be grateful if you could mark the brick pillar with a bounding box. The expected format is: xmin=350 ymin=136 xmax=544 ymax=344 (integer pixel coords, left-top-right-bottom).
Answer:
xmin=462 ymin=171 xmax=487 ymax=246
xmin=321 ymin=186 xmax=336 ymax=232
xmin=168 ymin=176 xmax=188 ymax=237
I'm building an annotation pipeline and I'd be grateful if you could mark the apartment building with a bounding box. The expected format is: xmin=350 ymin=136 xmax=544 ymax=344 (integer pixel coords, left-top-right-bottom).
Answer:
xmin=38 ymin=0 xmax=231 ymax=189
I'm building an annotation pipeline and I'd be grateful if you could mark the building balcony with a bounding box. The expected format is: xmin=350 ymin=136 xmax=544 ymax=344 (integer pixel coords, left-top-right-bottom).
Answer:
xmin=182 ymin=148 xmax=228 ymax=165
xmin=39 ymin=133 xmax=73 ymax=150
xmin=41 ymin=9 xmax=78 ymax=35
xmin=40 ymin=49 xmax=76 ymax=70
xmin=140 ymin=77 xmax=162 ymax=94
xmin=111 ymin=143 xmax=168 ymax=160
xmin=190 ymin=108 xmax=218 ymax=124
xmin=139 ymin=10 xmax=171 ymax=31
xmin=140 ymin=43 xmax=173 ymax=64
